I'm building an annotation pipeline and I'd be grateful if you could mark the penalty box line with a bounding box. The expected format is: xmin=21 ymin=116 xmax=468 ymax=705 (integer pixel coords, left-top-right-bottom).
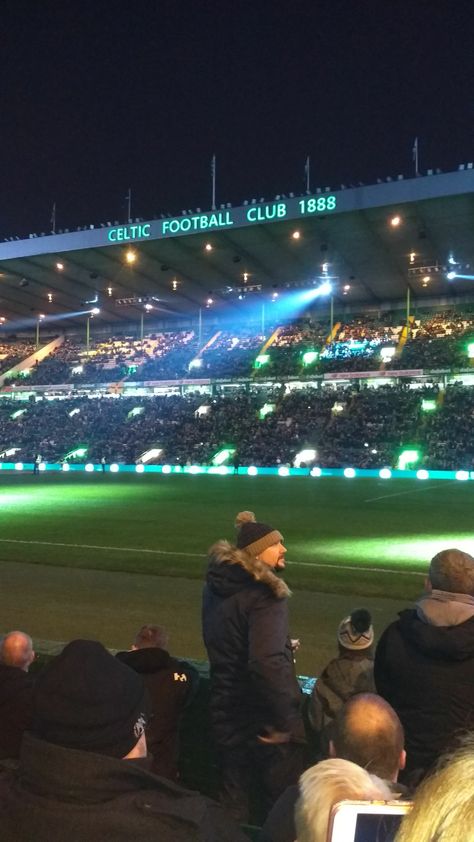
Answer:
xmin=0 ymin=537 xmax=424 ymax=577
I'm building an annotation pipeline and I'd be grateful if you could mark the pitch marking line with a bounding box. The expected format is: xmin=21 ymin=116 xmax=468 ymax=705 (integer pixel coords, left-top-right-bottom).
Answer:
xmin=0 ymin=537 xmax=424 ymax=577
xmin=365 ymin=483 xmax=444 ymax=503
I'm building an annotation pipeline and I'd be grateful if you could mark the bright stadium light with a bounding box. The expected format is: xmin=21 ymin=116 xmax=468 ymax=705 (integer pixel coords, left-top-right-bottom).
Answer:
xmin=456 ymin=470 xmax=469 ymax=481
xmin=189 ymin=358 xmax=203 ymax=369
xmin=139 ymin=448 xmax=163 ymax=463
xmin=278 ymin=466 xmax=290 ymax=477
xmin=416 ymin=469 xmax=429 ymax=480
xmin=379 ymin=468 xmax=392 ymax=479
xmin=259 ymin=403 xmax=275 ymax=419
xmin=397 ymin=449 xmax=420 ymax=470
xmin=90 ymin=307 xmax=100 ymax=315
xmin=135 ymin=464 xmax=145 ymax=473
xmin=294 ymin=448 xmax=316 ymax=467
xmin=247 ymin=466 xmax=258 ymax=476
xmin=110 ymin=463 xmax=119 ymax=473
xmin=318 ymin=280 xmax=332 ymax=296
xmin=344 ymin=467 xmax=356 ymax=478
xmin=447 ymin=271 xmax=457 ymax=280
xmin=310 ymin=467 xmax=322 ymax=477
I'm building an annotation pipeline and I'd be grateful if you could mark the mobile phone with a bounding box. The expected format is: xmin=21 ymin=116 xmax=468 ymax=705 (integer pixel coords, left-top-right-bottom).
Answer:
xmin=327 ymin=800 xmax=412 ymax=842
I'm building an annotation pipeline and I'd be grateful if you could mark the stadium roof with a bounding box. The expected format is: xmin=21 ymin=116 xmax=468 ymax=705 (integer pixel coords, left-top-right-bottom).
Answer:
xmin=0 ymin=169 xmax=473 ymax=328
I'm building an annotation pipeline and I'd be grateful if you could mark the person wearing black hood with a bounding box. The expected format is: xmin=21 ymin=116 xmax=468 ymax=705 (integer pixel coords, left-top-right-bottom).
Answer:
xmin=116 ymin=624 xmax=199 ymax=781
xmin=202 ymin=511 xmax=307 ymax=822
xmin=375 ymin=547 xmax=474 ymax=782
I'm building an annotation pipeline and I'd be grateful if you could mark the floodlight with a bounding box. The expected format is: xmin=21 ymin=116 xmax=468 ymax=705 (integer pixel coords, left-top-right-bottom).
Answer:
xmin=135 ymin=464 xmax=145 ymax=473
xmin=397 ymin=449 xmax=420 ymax=470
xmin=278 ymin=466 xmax=289 ymax=477
xmin=416 ymin=469 xmax=429 ymax=480
xmin=294 ymin=448 xmax=316 ymax=467
xmin=247 ymin=466 xmax=258 ymax=476
xmin=90 ymin=307 xmax=100 ymax=315
xmin=125 ymin=249 xmax=136 ymax=264
xmin=344 ymin=467 xmax=356 ymax=478
xmin=310 ymin=466 xmax=322 ymax=477
xmin=318 ymin=281 xmax=332 ymax=296
xmin=390 ymin=215 xmax=401 ymax=227
xmin=259 ymin=403 xmax=275 ymax=419
xmin=85 ymin=463 xmax=95 ymax=472
xmin=379 ymin=468 xmax=392 ymax=479
xmin=110 ymin=463 xmax=119 ymax=473
xmin=456 ymin=470 xmax=469 ymax=481
xmin=447 ymin=271 xmax=457 ymax=280
xmin=189 ymin=358 xmax=203 ymax=369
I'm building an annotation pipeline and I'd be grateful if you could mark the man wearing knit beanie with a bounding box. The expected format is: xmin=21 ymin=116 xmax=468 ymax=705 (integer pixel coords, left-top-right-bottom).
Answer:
xmin=0 ymin=639 xmax=248 ymax=842
xmin=202 ymin=511 xmax=306 ymax=823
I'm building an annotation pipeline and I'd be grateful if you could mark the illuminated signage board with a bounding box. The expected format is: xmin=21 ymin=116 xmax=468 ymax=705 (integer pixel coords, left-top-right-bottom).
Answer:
xmin=107 ymin=195 xmax=338 ymax=244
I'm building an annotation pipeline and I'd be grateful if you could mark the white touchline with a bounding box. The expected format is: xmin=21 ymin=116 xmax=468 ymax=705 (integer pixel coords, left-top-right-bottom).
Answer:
xmin=0 ymin=538 xmax=425 ymax=576
xmin=365 ymin=483 xmax=444 ymax=503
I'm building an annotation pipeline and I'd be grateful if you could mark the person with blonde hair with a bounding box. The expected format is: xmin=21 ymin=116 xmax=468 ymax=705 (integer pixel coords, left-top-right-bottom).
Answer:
xmin=295 ymin=758 xmax=392 ymax=842
xmin=202 ymin=510 xmax=306 ymax=821
xmin=395 ymin=736 xmax=474 ymax=842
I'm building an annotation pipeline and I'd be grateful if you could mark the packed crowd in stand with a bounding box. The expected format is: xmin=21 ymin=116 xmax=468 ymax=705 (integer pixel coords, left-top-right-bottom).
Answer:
xmin=0 ymin=339 xmax=36 ymax=375
xmin=2 ymin=309 xmax=474 ymax=387
xmin=1 ymin=382 xmax=474 ymax=470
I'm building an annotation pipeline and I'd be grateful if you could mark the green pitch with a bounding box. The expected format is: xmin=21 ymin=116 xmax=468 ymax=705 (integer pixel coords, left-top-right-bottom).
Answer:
xmin=1 ymin=472 xmax=472 ymax=602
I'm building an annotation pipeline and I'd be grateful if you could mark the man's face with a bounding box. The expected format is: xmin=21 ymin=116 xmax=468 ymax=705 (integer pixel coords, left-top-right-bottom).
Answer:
xmin=258 ymin=541 xmax=287 ymax=569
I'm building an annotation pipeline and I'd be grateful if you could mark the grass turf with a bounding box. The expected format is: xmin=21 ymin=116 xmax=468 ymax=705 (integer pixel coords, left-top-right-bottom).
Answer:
xmin=1 ymin=472 xmax=473 ymax=602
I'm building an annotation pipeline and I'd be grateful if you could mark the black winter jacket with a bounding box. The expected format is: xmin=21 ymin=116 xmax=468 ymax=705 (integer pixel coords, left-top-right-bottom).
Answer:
xmin=0 ymin=733 xmax=248 ymax=841
xmin=116 ymin=647 xmax=199 ymax=780
xmin=0 ymin=664 xmax=34 ymax=759
xmin=375 ymin=608 xmax=474 ymax=775
xmin=202 ymin=541 xmax=305 ymax=748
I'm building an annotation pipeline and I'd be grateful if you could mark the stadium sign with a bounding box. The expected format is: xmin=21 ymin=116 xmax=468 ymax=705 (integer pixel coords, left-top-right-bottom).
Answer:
xmin=106 ymin=196 xmax=338 ymax=244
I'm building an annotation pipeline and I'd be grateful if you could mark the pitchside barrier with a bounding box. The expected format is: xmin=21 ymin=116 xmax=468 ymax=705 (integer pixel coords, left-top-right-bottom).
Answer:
xmin=2 ymin=461 xmax=473 ymax=481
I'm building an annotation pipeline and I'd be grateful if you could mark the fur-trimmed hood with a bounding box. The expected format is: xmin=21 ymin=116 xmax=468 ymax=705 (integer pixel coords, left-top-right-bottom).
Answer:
xmin=206 ymin=540 xmax=290 ymax=600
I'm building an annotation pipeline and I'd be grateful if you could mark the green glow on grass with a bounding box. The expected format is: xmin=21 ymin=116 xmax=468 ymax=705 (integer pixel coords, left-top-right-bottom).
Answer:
xmin=292 ymin=534 xmax=474 ymax=570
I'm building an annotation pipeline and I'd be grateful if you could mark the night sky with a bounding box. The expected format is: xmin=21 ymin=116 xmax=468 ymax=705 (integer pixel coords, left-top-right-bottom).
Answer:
xmin=1 ymin=0 xmax=472 ymax=238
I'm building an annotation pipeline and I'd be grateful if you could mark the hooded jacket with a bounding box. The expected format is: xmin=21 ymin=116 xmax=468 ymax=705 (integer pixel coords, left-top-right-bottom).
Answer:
xmin=375 ymin=596 xmax=474 ymax=775
xmin=115 ymin=647 xmax=199 ymax=781
xmin=0 ymin=733 xmax=248 ymax=842
xmin=202 ymin=541 xmax=305 ymax=748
